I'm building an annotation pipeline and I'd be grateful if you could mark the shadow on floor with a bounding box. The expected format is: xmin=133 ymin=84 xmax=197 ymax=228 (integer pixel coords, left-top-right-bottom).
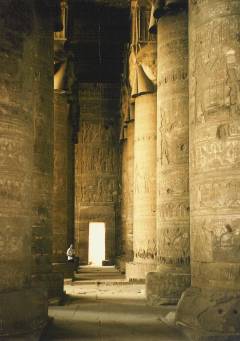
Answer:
xmin=43 ymin=288 xmax=187 ymax=341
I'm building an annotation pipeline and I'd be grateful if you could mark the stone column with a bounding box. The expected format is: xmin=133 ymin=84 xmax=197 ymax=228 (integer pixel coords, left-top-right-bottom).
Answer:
xmin=125 ymin=0 xmax=157 ymax=280
xmin=146 ymin=0 xmax=190 ymax=305
xmin=176 ymin=1 xmax=240 ymax=339
xmin=120 ymin=136 xmax=128 ymax=264
xmin=126 ymin=120 xmax=135 ymax=261
xmin=52 ymin=92 xmax=74 ymax=278
xmin=0 ymin=1 xmax=48 ymax=337
xmin=120 ymin=118 xmax=134 ymax=270
xmin=126 ymin=92 xmax=157 ymax=280
xmin=31 ymin=3 xmax=64 ymax=300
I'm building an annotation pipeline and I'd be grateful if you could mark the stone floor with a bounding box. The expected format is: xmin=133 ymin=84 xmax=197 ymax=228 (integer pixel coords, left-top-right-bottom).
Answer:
xmin=44 ymin=280 xmax=187 ymax=341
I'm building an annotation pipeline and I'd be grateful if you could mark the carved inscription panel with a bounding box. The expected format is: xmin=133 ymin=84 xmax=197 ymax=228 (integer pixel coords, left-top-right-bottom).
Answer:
xmin=189 ymin=0 xmax=240 ymax=287
xmin=156 ymin=10 xmax=190 ymax=269
xmin=133 ymin=93 xmax=156 ymax=263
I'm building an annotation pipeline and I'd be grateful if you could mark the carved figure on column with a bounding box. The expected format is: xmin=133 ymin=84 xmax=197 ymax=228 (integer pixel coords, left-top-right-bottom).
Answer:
xmin=146 ymin=0 xmax=190 ymax=306
xmin=176 ymin=1 xmax=240 ymax=339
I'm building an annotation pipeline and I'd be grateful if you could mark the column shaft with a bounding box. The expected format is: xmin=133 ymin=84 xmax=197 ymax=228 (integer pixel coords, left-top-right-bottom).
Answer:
xmin=0 ymin=1 xmax=48 ymax=336
xmin=126 ymin=93 xmax=157 ymax=280
xmin=147 ymin=4 xmax=190 ymax=305
xmin=176 ymin=0 xmax=240 ymax=338
xmin=120 ymin=120 xmax=134 ymax=271
xmin=52 ymin=92 xmax=75 ymax=278
xmin=126 ymin=120 xmax=135 ymax=260
xmin=31 ymin=4 xmax=63 ymax=300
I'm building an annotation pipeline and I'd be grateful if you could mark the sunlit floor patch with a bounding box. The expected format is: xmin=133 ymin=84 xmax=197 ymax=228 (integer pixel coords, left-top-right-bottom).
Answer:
xmin=44 ymin=283 xmax=187 ymax=341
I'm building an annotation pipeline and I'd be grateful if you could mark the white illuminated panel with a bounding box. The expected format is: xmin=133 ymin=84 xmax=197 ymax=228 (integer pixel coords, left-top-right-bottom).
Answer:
xmin=88 ymin=222 xmax=106 ymax=266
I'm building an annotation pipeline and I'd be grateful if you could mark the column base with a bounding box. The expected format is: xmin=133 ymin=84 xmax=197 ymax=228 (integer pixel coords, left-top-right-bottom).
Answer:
xmin=32 ymin=271 xmax=64 ymax=301
xmin=115 ymin=255 xmax=134 ymax=274
xmin=146 ymin=268 xmax=191 ymax=306
xmin=126 ymin=261 xmax=157 ymax=281
xmin=176 ymin=287 xmax=240 ymax=340
xmin=0 ymin=287 xmax=48 ymax=338
xmin=53 ymin=262 xmax=75 ymax=278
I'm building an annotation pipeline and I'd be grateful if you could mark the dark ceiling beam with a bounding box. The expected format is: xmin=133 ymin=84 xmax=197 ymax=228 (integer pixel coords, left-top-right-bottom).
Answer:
xmin=72 ymin=0 xmax=130 ymax=8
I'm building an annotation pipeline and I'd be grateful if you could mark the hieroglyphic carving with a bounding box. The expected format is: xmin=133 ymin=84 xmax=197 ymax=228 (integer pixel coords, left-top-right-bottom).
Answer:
xmin=192 ymin=261 xmax=240 ymax=287
xmin=78 ymin=177 xmax=117 ymax=203
xmin=188 ymin=0 xmax=240 ymax=293
xmin=160 ymin=134 xmax=189 ymax=166
xmin=158 ymin=172 xmax=189 ymax=197
xmin=52 ymin=92 xmax=72 ymax=263
xmin=0 ymin=1 xmax=51 ymax=333
xmin=190 ymin=15 xmax=240 ymax=127
xmin=0 ymin=135 xmax=31 ymax=170
xmin=0 ymin=119 xmax=32 ymax=293
xmin=134 ymin=166 xmax=155 ymax=195
xmin=158 ymin=201 xmax=189 ymax=219
xmin=31 ymin=6 xmax=55 ymax=282
xmin=160 ymin=96 xmax=189 ymax=132
xmin=192 ymin=217 xmax=240 ymax=263
xmin=132 ymin=93 xmax=157 ymax=273
xmin=158 ymin=68 xmax=188 ymax=87
xmin=75 ymin=83 xmax=120 ymax=260
xmin=0 ymin=178 xmax=26 ymax=205
xmin=79 ymin=121 xmax=115 ymax=144
xmin=192 ymin=140 xmax=240 ymax=172
xmin=0 ymin=227 xmax=27 ymax=259
xmin=78 ymin=146 xmax=117 ymax=173
xmin=157 ymin=224 xmax=190 ymax=265
xmin=192 ymin=180 xmax=240 ymax=210
xmin=121 ymin=120 xmax=134 ymax=260
xmin=156 ymin=9 xmax=190 ymax=290
xmin=135 ymin=239 xmax=157 ymax=260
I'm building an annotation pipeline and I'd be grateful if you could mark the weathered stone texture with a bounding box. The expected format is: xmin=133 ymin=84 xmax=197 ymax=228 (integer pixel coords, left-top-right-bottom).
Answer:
xmin=52 ymin=92 xmax=74 ymax=277
xmin=121 ymin=120 xmax=134 ymax=263
xmin=31 ymin=5 xmax=53 ymax=276
xmin=30 ymin=2 xmax=64 ymax=299
xmin=126 ymin=121 xmax=135 ymax=260
xmin=147 ymin=7 xmax=190 ymax=305
xmin=75 ymin=83 xmax=120 ymax=264
xmin=0 ymin=0 xmax=48 ymax=336
xmin=134 ymin=94 xmax=157 ymax=262
xmin=176 ymin=0 xmax=240 ymax=338
xmin=121 ymin=139 xmax=128 ymax=253
xmin=126 ymin=93 xmax=157 ymax=280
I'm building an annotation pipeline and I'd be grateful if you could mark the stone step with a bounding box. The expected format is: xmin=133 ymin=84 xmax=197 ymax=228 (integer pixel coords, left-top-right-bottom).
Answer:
xmin=74 ymin=265 xmax=125 ymax=283
xmin=71 ymin=280 xmax=133 ymax=286
xmin=74 ymin=272 xmax=124 ymax=280
xmin=77 ymin=266 xmax=119 ymax=273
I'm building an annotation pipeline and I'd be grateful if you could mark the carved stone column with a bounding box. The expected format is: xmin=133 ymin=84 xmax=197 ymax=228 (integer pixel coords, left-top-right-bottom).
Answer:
xmin=146 ymin=0 xmax=190 ymax=305
xmin=52 ymin=92 xmax=75 ymax=278
xmin=31 ymin=3 xmax=64 ymax=300
xmin=118 ymin=77 xmax=134 ymax=271
xmin=120 ymin=118 xmax=134 ymax=270
xmin=126 ymin=119 xmax=135 ymax=261
xmin=126 ymin=93 xmax=157 ymax=280
xmin=120 ymin=135 xmax=129 ymax=270
xmin=176 ymin=1 xmax=240 ymax=339
xmin=0 ymin=1 xmax=48 ymax=337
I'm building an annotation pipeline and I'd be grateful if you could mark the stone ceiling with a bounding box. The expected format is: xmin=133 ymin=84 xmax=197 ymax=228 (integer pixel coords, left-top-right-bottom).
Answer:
xmin=69 ymin=0 xmax=130 ymax=82
xmin=73 ymin=0 xmax=130 ymax=8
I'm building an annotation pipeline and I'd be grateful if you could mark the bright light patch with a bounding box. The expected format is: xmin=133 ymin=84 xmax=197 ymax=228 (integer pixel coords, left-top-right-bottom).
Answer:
xmin=88 ymin=222 xmax=106 ymax=266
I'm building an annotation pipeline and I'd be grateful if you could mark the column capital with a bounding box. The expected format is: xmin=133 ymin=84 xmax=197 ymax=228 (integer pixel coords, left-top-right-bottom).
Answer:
xmin=152 ymin=0 xmax=187 ymax=19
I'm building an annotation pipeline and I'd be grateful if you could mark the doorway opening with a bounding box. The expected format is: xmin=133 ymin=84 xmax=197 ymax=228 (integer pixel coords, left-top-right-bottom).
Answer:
xmin=88 ymin=222 xmax=106 ymax=266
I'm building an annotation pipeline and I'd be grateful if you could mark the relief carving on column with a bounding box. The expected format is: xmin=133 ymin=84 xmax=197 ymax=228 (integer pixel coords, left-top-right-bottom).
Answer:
xmin=176 ymin=1 xmax=240 ymax=337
